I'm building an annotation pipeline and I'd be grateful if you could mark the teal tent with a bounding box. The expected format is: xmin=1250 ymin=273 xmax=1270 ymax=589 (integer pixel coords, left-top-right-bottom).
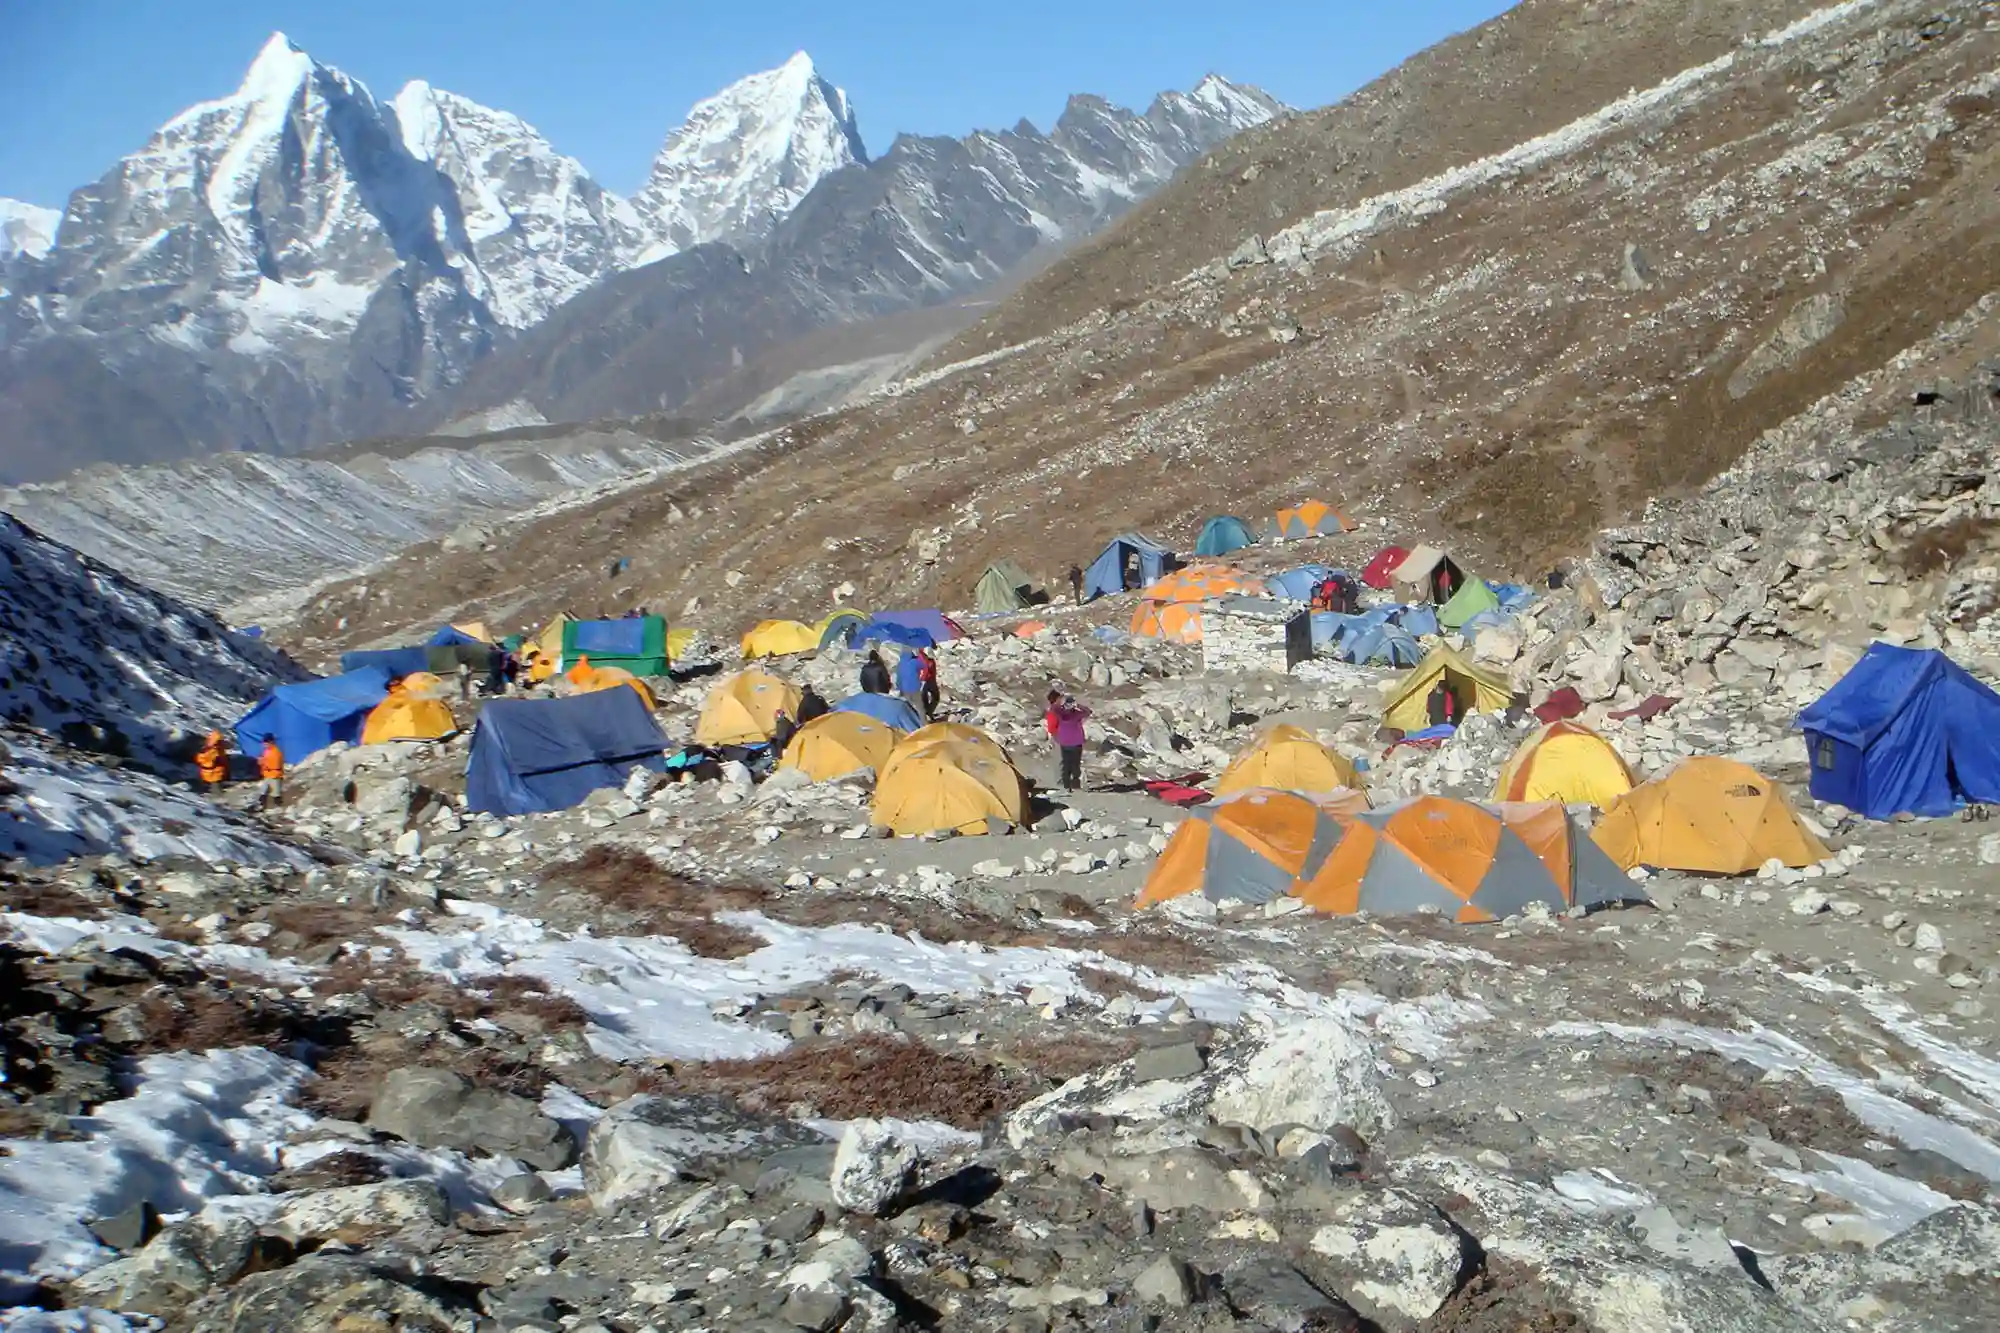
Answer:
xmin=1195 ymin=516 xmax=1257 ymax=557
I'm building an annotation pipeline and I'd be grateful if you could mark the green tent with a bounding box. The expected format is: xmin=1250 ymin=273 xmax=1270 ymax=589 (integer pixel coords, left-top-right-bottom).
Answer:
xmin=561 ymin=616 xmax=672 ymax=675
xmin=1438 ymin=578 xmax=1502 ymax=631
xmin=974 ymin=561 xmax=1040 ymax=613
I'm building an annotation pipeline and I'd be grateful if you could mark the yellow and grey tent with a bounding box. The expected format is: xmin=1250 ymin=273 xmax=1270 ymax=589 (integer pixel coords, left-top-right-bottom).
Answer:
xmin=782 ymin=711 xmax=901 ymax=781
xmin=741 ymin=619 xmax=821 ymax=660
xmin=1382 ymin=647 xmax=1514 ymax=732
xmin=1214 ymin=724 xmax=1362 ymax=798
xmin=872 ymin=739 xmax=1027 ymax=836
xmin=695 ymin=669 xmax=802 ymax=746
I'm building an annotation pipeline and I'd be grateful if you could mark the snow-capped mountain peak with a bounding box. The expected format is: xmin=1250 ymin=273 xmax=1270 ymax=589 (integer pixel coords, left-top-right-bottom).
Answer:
xmin=0 ymin=198 xmax=60 ymax=260
xmin=631 ymin=51 xmax=867 ymax=257
xmin=1187 ymin=73 xmax=1289 ymax=127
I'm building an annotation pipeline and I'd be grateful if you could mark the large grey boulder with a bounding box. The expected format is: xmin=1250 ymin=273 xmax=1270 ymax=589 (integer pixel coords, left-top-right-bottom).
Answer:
xmin=1307 ymin=1188 xmax=1471 ymax=1325
xmin=187 ymin=1254 xmax=480 ymax=1333
xmin=367 ymin=1067 xmax=577 ymax=1170
xmin=828 ymin=1119 xmax=919 ymax=1216
xmin=581 ymin=1093 xmax=827 ymax=1211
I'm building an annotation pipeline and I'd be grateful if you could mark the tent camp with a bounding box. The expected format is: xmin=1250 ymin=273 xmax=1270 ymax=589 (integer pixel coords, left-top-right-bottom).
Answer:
xmin=562 ymin=616 xmax=673 ymax=675
xmin=1195 ymin=516 xmax=1258 ymax=557
xmin=1390 ymin=547 xmax=1467 ymax=604
xmin=361 ymin=682 xmax=457 ymax=745
xmin=1083 ymin=534 xmax=1174 ymax=601
xmin=339 ymin=646 xmax=431 ymax=680
xmin=1383 ymin=647 xmax=1515 ymax=732
xmin=1362 ymin=547 xmax=1409 ymax=589
xmin=836 ymin=692 xmax=925 ymax=731
xmin=973 ymin=561 xmax=1042 ymax=613
xmin=1274 ymin=501 xmax=1355 ymax=541
xmin=1439 ymin=580 xmax=1502 ymax=631
xmin=816 ymin=609 xmax=868 ymax=651
xmin=1593 ymin=757 xmax=1827 ymax=874
xmin=1797 ymin=643 xmax=2000 ymax=818
xmin=782 ymin=712 xmax=901 ymax=781
xmin=695 ymin=670 xmax=802 ymax=747
xmin=466 ymin=689 xmax=668 ymax=816
xmin=1494 ymin=722 xmax=1634 ymax=808
xmin=1214 ymin=725 xmax=1362 ymax=798
xmin=741 ymin=620 xmax=821 ymax=659
xmin=853 ymin=610 xmax=963 ymax=648
xmin=1131 ymin=600 xmax=1205 ymax=643
xmin=872 ymin=740 xmax=1026 ymax=836
xmin=1141 ymin=565 xmax=1268 ymax=603
xmin=564 ymin=659 xmax=657 ymax=709
xmin=235 ymin=667 xmax=392 ymax=762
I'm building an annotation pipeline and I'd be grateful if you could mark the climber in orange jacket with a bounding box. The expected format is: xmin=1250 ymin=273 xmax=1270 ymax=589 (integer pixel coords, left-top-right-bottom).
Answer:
xmin=195 ymin=731 xmax=228 ymax=789
xmin=257 ymin=740 xmax=285 ymax=810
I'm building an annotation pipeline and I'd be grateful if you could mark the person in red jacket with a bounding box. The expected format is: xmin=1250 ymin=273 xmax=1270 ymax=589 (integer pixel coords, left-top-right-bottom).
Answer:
xmin=916 ymin=648 xmax=940 ymax=719
xmin=1050 ymin=694 xmax=1092 ymax=792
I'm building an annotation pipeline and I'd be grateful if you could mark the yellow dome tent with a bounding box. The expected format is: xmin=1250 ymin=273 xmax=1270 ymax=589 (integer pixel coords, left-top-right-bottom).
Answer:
xmin=450 ymin=621 xmax=491 ymax=644
xmin=361 ymin=683 xmax=457 ymax=745
xmin=1493 ymin=721 xmax=1635 ymax=808
xmin=564 ymin=658 xmax=657 ymax=709
xmin=1593 ymin=757 xmax=1828 ymax=875
xmin=1214 ymin=724 xmax=1363 ymax=798
xmin=400 ymin=671 xmax=449 ymax=698
xmin=782 ymin=712 xmax=901 ymax=781
xmin=695 ymin=669 xmax=803 ymax=747
xmin=872 ymin=740 xmax=1026 ymax=836
xmin=882 ymin=723 xmax=1011 ymax=781
xmin=1382 ymin=646 xmax=1515 ymax=732
xmin=742 ymin=619 xmax=822 ymax=659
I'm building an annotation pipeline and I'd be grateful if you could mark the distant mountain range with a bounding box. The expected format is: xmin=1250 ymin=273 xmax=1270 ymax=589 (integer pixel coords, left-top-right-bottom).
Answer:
xmin=0 ymin=34 xmax=1283 ymax=481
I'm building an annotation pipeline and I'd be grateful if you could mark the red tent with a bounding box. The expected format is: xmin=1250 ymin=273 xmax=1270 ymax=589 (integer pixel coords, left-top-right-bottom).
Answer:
xmin=1362 ymin=546 xmax=1409 ymax=590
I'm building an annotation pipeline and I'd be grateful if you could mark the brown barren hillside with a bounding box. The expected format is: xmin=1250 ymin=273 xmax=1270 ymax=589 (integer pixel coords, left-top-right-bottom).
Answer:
xmin=285 ymin=0 xmax=2000 ymax=659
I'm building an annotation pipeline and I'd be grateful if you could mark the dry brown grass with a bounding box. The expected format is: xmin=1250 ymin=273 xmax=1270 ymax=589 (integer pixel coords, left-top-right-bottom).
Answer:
xmin=1894 ymin=514 xmax=2000 ymax=577
xmin=546 ymin=846 xmax=770 ymax=958
xmin=0 ymin=878 xmax=104 ymax=918
xmin=650 ymin=1034 xmax=1038 ymax=1130
xmin=134 ymin=983 xmax=302 ymax=1056
xmin=262 ymin=902 xmax=384 ymax=952
xmin=1074 ymin=966 xmax=1169 ymax=1003
xmin=990 ymin=1031 xmax=1144 ymax=1084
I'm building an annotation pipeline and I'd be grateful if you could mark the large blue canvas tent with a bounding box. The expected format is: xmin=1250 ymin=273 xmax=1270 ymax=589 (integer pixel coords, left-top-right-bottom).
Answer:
xmin=340 ymin=646 xmax=431 ymax=679
xmin=835 ymin=693 xmax=925 ymax=731
xmin=235 ymin=668 xmax=392 ymax=762
xmin=1083 ymin=534 xmax=1174 ymax=601
xmin=1194 ymin=516 xmax=1257 ymax=558
xmin=466 ymin=689 xmax=669 ymax=816
xmin=1797 ymin=643 xmax=2000 ymax=819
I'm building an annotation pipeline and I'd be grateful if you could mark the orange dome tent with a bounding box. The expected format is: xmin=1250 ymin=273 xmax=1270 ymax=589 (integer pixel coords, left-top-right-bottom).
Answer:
xmin=565 ymin=657 xmax=657 ymax=710
xmin=1493 ymin=721 xmax=1635 ymax=808
xmin=872 ymin=739 xmax=1027 ymax=836
xmin=782 ymin=712 xmax=901 ymax=781
xmin=361 ymin=682 xmax=457 ymax=745
xmin=1214 ymin=725 xmax=1363 ymax=798
xmin=1138 ymin=788 xmax=1373 ymax=908
xmin=1139 ymin=565 xmax=1268 ymax=603
xmin=1274 ymin=501 xmax=1356 ymax=541
xmin=1593 ymin=757 xmax=1828 ymax=874
xmin=880 ymin=723 xmax=1010 ymax=781
xmin=1131 ymin=600 xmax=1205 ymax=643
xmin=695 ymin=669 xmax=802 ymax=747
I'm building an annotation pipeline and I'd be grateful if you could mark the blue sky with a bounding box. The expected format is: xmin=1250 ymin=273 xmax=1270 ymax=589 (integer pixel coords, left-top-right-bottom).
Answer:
xmin=0 ymin=0 xmax=1512 ymax=207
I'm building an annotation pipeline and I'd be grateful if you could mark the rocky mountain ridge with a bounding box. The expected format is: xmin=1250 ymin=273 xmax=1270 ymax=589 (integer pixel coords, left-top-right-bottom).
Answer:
xmin=0 ymin=35 xmax=1281 ymax=482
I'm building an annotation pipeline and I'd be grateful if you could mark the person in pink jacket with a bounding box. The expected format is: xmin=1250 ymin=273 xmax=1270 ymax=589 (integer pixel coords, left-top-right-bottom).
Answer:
xmin=1051 ymin=694 xmax=1091 ymax=792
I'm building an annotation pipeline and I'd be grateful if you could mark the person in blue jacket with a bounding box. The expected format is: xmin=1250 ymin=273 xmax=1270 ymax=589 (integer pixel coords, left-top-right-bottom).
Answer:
xmin=895 ymin=648 xmax=924 ymax=704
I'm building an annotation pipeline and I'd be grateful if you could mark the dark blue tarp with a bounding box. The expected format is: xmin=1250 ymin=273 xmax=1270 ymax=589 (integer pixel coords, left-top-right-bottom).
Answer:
xmin=1195 ymin=516 xmax=1257 ymax=557
xmin=1083 ymin=534 xmax=1173 ymax=601
xmin=340 ymin=647 xmax=431 ymax=680
xmin=853 ymin=610 xmax=960 ymax=647
xmin=570 ymin=618 xmax=649 ymax=656
xmin=1798 ymin=643 xmax=2000 ymax=819
xmin=855 ymin=622 xmax=935 ymax=649
xmin=466 ymin=689 xmax=669 ymax=816
xmin=428 ymin=625 xmax=485 ymax=647
xmin=235 ymin=668 xmax=391 ymax=762
xmin=835 ymin=693 xmax=925 ymax=731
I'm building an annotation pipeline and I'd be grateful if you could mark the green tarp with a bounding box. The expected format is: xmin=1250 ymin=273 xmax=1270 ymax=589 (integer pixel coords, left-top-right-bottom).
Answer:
xmin=1438 ymin=578 xmax=1501 ymax=631
xmin=561 ymin=615 xmax=671 ymax=675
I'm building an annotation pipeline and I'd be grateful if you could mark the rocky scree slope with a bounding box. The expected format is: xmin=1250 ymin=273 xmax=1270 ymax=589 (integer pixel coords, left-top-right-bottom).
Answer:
xmin=0 ymin=515 xmax=302 ymax=771
xmin=281 ymin=0 xmax=2000 ymax=650
xmin=0 ymin=29 xmax=1277 ymax=482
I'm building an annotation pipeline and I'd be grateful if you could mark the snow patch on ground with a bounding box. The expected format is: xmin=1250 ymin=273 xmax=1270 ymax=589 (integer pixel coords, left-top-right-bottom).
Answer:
xmin=1 ymin=912 xmax=310 ymax=983
xmin=1770 ymin=1150 xmax=1957 ymax=1232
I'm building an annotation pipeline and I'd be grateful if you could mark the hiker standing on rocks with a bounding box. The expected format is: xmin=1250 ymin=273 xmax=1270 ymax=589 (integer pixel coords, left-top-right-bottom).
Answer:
xmin=1051 ymin=693 xmax=1091 ymax=793
xmin=916 ymin=647 xmax=940 ymax=720
xmin=1068 ymin=563 xmax=1084 ymax=604
xmin=257 ymin=739 xmax=285 ymax=810
xmin=195 ymin=731 xmax=228 ymax=792
xmin=859 ymin=650 xmax=892 ymax=695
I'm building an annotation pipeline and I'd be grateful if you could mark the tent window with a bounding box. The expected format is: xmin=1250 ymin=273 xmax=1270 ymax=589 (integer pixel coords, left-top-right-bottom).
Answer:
xmin=1815 ymin=738 xmax=1836 ymax=770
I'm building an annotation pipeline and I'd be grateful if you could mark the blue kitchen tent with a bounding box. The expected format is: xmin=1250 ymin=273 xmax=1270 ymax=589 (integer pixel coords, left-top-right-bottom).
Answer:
xmin=1083 ymin=534 xmax=1174 ymax=601
xmin=466 ymin=689 xmax=669 ymax=816
xmin=835 ymin=692 xmax=925 ymax=731
xmin=1394 ymin=605 xmax=1440 ymax=639
xmin=339 ymin=646 xmax=431 ymax=680
xmin=1797 ymin=643 xmax=2000 ymax=819
xmin=234 ymin=667 xmax=392 ymax=762
xmin=1194 ymin=516 xmax=1257 ymax=558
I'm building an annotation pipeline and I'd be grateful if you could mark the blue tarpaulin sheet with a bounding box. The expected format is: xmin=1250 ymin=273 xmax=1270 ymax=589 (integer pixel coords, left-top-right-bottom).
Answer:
xmin=235 ymin=667 xmax=391 ymax=762
xmin=570 ymin=619 xmax=649 ymax=656
xmin=466 ymin=689 xmax=668 ymax=816
xmin=836 ymin=693 xmax=925 ymax=730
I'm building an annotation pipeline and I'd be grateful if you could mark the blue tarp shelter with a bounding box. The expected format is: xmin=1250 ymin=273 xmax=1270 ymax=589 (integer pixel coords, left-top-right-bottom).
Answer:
xmin=1308 ymin=611 xmax=1374 ymax=649
xmin=853 ymin=610 xmax=961 ymax=648
xmin=1195 ymin=516 xmax=1257 ymax=558
xmin=1083 ymin=534 xmax=1174 ymax=601
xmin=835 ymin=693 xmax=925 ymax=731
xmin=1493 ymin=584 xmax=1538 ymax=612
xmin=466 ymin=689 xmax=669 ymax=816
xmin=234 ymin=667 xmax=392 ymax=762
xmin=1344 ymin=623 xmax=1423 ymax=667
xmin=1797 ymin=643 xmax=2000 ymax=819
xmin=340 ymin=646 xmax=431 ymax=680
xmin=1394 ymin=605 xmax=1440 ymax=638
xmin=428 ymin=625 xmax=485 ymax=647
xmin=1457 ymin=609 xmax=1514 ymax=640
xmin=1268 ymin=566 xmax=1332 ymax=602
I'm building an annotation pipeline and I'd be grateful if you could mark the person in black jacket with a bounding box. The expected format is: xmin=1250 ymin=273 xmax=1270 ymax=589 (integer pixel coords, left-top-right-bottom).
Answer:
xmin=770 ymin=709 xmax=797 ymax=758
xmin=859 ymin=651 xmax=892 ymax=695
xmin=797 ymin=686 xmax=830 ymax=724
